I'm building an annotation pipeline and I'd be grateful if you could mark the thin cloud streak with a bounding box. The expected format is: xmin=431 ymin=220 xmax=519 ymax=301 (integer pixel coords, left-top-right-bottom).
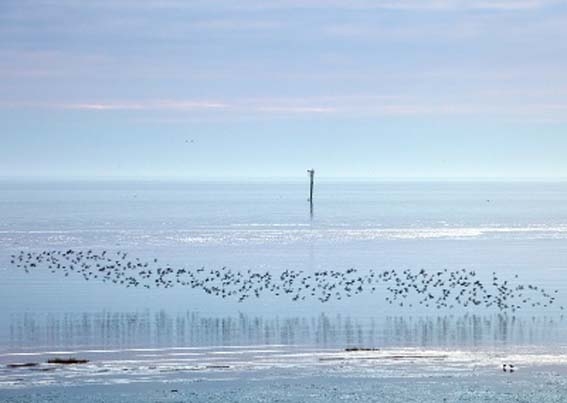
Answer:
xmin=3 ymin=97 xmax=567 ymax=121
xmin=0 ymin=100 xmax=229 ymax=111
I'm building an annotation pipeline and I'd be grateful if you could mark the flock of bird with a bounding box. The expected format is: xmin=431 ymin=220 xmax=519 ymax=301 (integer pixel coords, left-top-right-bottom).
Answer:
xmin=10 ymin=249 xmax=563 ymax=312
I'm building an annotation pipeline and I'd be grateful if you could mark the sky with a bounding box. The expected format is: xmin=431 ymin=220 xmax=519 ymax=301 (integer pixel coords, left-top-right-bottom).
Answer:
xmin=1 ymin=0 xmax=567 ymax=180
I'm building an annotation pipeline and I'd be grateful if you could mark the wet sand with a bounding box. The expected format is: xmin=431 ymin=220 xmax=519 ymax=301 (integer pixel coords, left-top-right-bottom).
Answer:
xmin=2 ymin=367 xmax=567 ymax=403
xmin=3 ymin=344 xmax=567 ymax=402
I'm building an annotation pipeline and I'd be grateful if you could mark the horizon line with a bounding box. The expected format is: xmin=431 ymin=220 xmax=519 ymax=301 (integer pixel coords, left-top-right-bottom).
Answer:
xmin=1 ymin=175 xmax=566 ymax=183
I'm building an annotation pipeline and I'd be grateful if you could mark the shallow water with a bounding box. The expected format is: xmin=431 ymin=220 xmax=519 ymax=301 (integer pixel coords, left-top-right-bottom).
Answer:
xmin=1 ymin=180 xmax=567 ymax=395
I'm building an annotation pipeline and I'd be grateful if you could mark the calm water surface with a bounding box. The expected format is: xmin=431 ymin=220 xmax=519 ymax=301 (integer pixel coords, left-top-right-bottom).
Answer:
xmin=1 ymin=180 xmax=567 ymax=390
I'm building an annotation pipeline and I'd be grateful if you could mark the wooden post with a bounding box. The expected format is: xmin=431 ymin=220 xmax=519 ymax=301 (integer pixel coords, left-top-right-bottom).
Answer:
xmin=307 ymin=169 xmax=315 ymax=202
xmin=307 ymin=169 xmax=314 ymax=219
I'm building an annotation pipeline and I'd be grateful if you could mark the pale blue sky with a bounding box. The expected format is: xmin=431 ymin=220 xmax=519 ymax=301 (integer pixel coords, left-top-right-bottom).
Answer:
xmin=1 ymin=0 xmax=566 ymax=179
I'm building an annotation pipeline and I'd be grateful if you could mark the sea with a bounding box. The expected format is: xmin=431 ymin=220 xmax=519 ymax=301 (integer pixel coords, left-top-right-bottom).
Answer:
xmin=1 ymin=180 xmax=567 ymax=401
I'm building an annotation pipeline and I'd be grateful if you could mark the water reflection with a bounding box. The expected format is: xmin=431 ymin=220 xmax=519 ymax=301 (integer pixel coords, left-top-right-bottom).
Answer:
xmin=6 ymin=312 xmax=565 ymax=351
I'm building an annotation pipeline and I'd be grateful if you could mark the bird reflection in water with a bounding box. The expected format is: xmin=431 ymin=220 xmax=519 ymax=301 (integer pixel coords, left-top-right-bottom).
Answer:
xmin=8 ymin=311 xmax=565 ymax=350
